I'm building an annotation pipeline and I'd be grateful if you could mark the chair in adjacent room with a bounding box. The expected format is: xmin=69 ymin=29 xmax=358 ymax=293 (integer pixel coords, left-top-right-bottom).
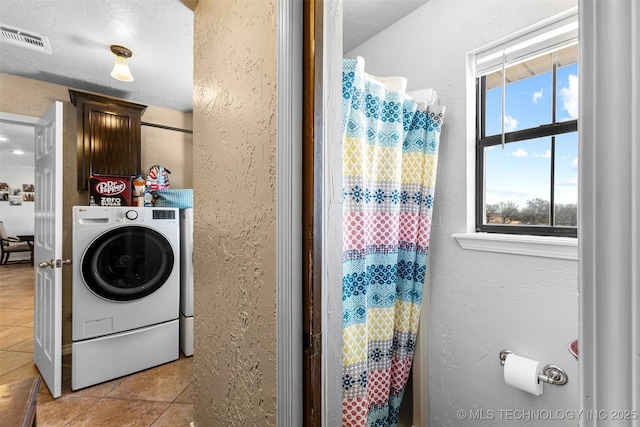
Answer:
xmin=0 ymin=221 xmax=34 ymax=265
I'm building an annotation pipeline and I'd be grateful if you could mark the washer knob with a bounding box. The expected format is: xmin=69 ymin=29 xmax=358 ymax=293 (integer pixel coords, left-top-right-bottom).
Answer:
xmin=125 ymin=210 xmax=138 ymax=220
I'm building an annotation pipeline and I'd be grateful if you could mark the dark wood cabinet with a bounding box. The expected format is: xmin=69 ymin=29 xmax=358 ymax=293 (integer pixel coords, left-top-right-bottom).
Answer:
xmin=70 ymin=90 xmax=147 ymax=191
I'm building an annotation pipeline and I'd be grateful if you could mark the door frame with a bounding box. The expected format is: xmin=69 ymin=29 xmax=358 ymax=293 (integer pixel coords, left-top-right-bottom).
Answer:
xmin=578 ymin=0 xmax=640 ymax=417
xmin=302 ymin=1 xmax=345 ymax=424
xmin=0 ymin=112 xmax=39 ymax=127
xmin=276 ymin=0 xmax=304 ymax=425
xmin=302 ymin=0 xmax=324 ymax=425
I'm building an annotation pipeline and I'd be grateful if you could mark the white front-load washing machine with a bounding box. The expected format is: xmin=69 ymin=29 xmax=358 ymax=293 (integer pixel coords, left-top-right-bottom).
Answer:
xmin=72 ymin=206 xmax=180 ymax=390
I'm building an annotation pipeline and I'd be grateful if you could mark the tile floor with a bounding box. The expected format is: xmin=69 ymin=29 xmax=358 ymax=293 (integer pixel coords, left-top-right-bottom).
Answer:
xmin=0 ymin=263 xmax=194 ymax=426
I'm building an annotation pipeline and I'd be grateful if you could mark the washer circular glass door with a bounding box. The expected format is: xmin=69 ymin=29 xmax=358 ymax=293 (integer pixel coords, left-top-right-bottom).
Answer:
xmin=81 ymin=226 xmax=174 ymax=301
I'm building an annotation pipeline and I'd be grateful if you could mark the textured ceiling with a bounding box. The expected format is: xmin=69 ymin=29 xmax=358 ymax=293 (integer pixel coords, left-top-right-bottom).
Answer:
xmin=0 ymin=1 xmax=431 ymax=167
xmin=0 ymin=0 xmax=429 ymax=116
xmin=0 ymin=122 xmax=35 ymax=169
xmin=0 ymin=0 xmax=194 ymax=113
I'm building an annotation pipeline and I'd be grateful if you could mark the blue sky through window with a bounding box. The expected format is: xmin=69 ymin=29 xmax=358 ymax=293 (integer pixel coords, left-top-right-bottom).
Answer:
xmin=484 ymin=61 xmax=578 ymax=210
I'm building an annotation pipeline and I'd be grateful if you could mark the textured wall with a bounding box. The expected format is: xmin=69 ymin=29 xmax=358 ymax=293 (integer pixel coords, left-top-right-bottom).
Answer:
xmin=0 ymin=73 xmax=193 ymax=350
xmin=342 ymin=1 xmax=579 ymax=426
xmin=192 ymin=0 xmax=277 ymax=425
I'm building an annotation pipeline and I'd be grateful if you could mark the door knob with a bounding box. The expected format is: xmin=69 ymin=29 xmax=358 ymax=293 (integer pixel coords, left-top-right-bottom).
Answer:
xmin=38 ymin=259 xmax=72 ymax=268
xmin=39 ymin=260 xmax=55 ymax=268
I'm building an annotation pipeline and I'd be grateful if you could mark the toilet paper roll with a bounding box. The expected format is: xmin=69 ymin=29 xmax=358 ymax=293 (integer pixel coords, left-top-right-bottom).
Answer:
xmin=503 ymin=354 xmax=543 ymax=396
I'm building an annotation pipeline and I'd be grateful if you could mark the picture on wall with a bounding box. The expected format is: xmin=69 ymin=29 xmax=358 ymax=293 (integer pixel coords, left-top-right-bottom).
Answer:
xmin=0 ymin=183 xmax=8 ymax=202
xmin=9 ymin=195 xmax=22 ymax=206
xmin=12 ymin=187 xmax=21 ymax=196
xmin=22 ymin=184 xmax=35 ymax=202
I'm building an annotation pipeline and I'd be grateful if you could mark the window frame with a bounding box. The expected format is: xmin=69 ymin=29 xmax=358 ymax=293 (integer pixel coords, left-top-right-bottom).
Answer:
xmin=474 ymin=40 xmax=578 ymax=238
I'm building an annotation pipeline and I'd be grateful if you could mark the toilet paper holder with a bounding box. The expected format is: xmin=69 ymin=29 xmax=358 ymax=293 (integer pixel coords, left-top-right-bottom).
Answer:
xmin=499 ymin=349 xmax=568 ymax=386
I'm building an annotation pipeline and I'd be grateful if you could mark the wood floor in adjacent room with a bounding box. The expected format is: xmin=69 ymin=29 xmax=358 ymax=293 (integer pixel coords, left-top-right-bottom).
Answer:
xmin=0 ymin=263 xmax=194 ymax=427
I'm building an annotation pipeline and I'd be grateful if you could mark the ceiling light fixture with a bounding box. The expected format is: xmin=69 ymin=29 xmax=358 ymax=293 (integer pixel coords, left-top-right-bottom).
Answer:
xmin=110 ymin=45 xmax=134 ymax=82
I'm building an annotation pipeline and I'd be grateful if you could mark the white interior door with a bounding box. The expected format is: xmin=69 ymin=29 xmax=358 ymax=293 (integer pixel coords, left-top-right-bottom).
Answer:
xmin=33 ymin=101 xmax=63 ymax=398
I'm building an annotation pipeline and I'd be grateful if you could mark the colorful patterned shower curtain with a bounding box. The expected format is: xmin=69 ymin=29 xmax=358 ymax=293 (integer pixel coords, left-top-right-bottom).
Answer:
xmin=341 ymin=58 xmax=445 ymax=427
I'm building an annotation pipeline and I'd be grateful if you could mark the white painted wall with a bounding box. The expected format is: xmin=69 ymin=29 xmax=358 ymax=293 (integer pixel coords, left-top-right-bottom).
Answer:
xmin=0 ymin=165 xmax=35 ymax=262
xmin=331 ymin=1 xmax=579 ymax=425
xmin=0 ymin=166 xmax=35 ymax=234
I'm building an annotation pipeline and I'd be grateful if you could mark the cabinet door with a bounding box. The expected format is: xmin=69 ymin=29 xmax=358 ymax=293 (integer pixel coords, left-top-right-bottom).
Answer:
xmin=70 ymin=90 xmax=147 ymax=191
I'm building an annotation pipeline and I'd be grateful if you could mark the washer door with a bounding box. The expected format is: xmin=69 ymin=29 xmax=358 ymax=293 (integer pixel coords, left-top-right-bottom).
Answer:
xmin=81 ymin=226 xmax=174 ymax=301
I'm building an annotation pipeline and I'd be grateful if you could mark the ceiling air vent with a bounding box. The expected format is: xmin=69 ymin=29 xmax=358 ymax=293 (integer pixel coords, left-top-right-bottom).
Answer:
xmin=1 ymin=24 xmax=52 ymax=54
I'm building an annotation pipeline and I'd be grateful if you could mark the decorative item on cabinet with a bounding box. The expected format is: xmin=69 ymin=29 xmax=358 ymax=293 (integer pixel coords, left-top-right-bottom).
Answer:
xmin=69 ymin=90 xmax=147 ymax=191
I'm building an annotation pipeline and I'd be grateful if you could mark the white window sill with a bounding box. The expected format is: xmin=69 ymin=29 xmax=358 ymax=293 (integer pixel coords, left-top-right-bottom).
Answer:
xmin=451 ymin=232 xmax=578 ymax=260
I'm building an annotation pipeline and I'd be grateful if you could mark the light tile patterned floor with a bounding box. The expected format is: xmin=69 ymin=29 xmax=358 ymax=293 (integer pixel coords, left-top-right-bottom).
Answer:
xmin=0 ymin=263 xmax=194 ymax=426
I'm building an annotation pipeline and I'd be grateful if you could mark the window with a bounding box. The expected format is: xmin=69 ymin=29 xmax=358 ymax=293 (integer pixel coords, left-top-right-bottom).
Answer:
xmin=474 ymin=11 xmax=578 ymax=237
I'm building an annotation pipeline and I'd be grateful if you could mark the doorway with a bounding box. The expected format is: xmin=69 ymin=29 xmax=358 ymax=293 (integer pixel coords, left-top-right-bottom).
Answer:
xmin=0 ymin=118 xmax=37 ymax=250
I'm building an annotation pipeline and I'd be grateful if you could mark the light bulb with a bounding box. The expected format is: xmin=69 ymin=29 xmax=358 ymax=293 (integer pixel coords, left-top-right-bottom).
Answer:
xmin=111 ymin=54 xmax=134 ymax=82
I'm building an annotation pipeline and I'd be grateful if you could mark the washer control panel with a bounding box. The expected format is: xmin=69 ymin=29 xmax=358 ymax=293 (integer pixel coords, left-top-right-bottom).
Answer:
xmin=152 ymin=209 xmax=176 ymax=220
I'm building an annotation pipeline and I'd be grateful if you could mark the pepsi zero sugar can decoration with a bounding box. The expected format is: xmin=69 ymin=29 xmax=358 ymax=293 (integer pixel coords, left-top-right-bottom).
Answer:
xmin=89 ymin=175 xmax=133 ymax=206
